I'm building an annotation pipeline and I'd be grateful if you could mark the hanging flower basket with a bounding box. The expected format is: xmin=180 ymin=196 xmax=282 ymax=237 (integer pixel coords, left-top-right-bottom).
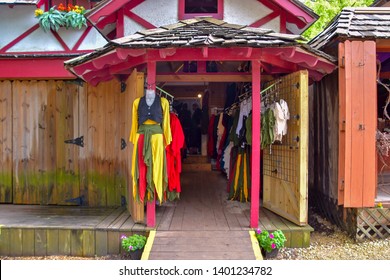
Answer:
xmin=34 ymin=4 xmax=87 ymax=32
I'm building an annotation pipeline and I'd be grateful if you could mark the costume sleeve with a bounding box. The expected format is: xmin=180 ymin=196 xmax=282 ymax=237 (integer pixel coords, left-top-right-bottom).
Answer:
xmin=161 ymin=97 xmax=172 ymax=146
xmin=129 ymin=98 xmax=140 ymax=144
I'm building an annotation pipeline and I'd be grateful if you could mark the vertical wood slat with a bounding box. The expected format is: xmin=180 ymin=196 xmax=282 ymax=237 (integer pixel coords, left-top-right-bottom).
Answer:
xmin=87 ymin=84 xmax=100 ymax=206
xmin=0 ymin=228 xmax=10 ymax=255
xmin=299 ymin=71 xmax=309 ymax=223
xmin=10 ymin=228 xmax=23 ymax=256
xmin=35 ymin=228 xmax=47 ymax=256
xmin=0 ymin=81 xmax=13 ymax=203
xmin=342 ymin=40 xmax=377 ymax=207
xmin=56 ymin=81 xmax=80 ymax=205
xmin=42 ymin=81 xmax=57 ymax=204
xmin=78 ymin=83 xmax=88 ymax=204
xmin=70 ymin=229 xmax=83 ymax=256
xmin=83 ymin=230 xmax=95 ymax=257
xmin=343 ymin=40 xmax=353 ymax=206
xmin=58 ymin=229 xmax=71 ymax=255
xmin=22 ymin=229 xmax=35 ymax=256
xmin=362 ymin=41 xmax=377 ymax=207
xmin=47 ymin=229 xmax=59 ymax=255
xmin=338 ymin=42 xmax=346 ymax=205
xmin=350 ymin=41 xmax=365 ymax=206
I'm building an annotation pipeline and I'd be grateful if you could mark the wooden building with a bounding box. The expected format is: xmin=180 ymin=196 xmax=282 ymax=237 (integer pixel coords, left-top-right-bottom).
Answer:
xmin=309 ymin=5 xmax=390 ymax=241
xmin=0 ymin=0 xmax=338 ymax=256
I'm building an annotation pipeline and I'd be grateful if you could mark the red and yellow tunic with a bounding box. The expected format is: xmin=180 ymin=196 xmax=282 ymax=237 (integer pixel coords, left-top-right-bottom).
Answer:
xmin=129 ymin=96 xmax=171 ymax=203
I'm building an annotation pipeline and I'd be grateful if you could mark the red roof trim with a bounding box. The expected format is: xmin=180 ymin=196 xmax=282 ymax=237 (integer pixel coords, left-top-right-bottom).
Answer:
xmin=70 ymin=46 xmax=335 ymax=85
xmin=0 ymin=58 xmax=75 ymax=79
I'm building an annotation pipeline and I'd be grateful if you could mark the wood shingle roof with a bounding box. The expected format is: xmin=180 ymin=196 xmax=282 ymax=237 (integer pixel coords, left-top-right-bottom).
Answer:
xmin=66 ymin=17 xmax=333 ymax=67
xmin=310 ymin=7 xmax=390 ymax=50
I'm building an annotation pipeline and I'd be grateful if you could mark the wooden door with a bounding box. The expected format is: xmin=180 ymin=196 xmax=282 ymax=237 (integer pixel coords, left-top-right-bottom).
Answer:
xmin=338 ymin=40 xmax=377 ymax=207
xmin=262 ymin=70 xmax=309 ymax=226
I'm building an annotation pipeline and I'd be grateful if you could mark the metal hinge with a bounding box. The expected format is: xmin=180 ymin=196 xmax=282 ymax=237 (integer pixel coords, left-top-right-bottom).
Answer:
xmin=64 ymin=136 xmax=84 ymax=147
xmin=121 ymin=138 xmax=127 ymax=150
xmin=65 ymin=195 xmax=85 ymax=205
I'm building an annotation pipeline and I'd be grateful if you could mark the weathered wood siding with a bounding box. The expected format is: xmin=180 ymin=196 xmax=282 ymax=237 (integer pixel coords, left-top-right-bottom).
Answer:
xmin=0 ymin=71 xmax=142 ymax=207
xmin=310 ymin=71 xmax=339 ymax=202
xmin=0 ymin=81 xmax=12 ymax=203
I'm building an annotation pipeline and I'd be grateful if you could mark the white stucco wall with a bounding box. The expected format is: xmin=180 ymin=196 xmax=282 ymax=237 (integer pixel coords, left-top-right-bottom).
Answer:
xmin=1 ymin=4 xmax=107 ymax=52
xmin=0 ymin=5 xmax=37 ymax=49
xmin=131 ymin=0 xmax=178 ymax=28
xmin=261 ymin=16 xmax=280 ymax=33
xmin=224 ymin=0 xmax=273 ymax=27
xmin=124 ymin=16 xmax=148 ymax=37
xmin=78 ymin=28 xmax=107 ymax=50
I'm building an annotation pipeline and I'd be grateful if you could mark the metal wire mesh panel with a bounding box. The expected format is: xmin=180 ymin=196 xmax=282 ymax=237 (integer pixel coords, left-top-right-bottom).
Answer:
xmin=262 ymin=70 xmax=308 ymax=226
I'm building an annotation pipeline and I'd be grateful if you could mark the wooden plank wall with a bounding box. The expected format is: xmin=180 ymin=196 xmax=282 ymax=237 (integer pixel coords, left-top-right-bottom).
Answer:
xmin=1 ymin=74 xmax=140 ymax=207
xmin=0 ymin=81 xmax=12 ymax=203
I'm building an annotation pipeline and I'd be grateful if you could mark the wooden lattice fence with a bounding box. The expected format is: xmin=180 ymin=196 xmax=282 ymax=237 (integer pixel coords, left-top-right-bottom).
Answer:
xmin=356 ymin=208 xmax=390 ymax=241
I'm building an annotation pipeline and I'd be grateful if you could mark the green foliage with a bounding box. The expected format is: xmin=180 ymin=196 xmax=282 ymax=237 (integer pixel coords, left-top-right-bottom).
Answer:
xmin=35 ymin=6 xmax=87 ymax=32
xmin=121 ymin=234 xmax=147 ymax=252
xmin=255 ymin=229 xmax=287 ymax=253
xmin=303 ymin=0 xmax=375 ymax=40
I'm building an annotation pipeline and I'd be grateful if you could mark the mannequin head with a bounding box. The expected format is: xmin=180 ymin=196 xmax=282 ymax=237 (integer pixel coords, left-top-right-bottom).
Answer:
xmin=145 ymin=89 xmax=156 ymax=106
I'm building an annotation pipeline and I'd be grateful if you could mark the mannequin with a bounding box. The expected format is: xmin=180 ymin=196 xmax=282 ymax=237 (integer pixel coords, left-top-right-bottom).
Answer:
xmin=129 ymin=88 xmax=172 ymax=204
xmin=145 ymin=89 xmax=155 ymax=106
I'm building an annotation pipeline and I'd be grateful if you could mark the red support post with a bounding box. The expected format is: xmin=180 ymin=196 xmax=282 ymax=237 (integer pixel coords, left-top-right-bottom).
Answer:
xmin=250 ymin=60 xmax=261 ymax=229
xmin=146 ymin=60 xmax=157 ymax=228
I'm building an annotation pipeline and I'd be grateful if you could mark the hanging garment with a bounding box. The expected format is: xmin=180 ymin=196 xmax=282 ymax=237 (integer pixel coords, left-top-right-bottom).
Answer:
xmin=130 ymin=96 xmax=172 ymax=203
xmin=236 ymin=97 xmax=252 ymax=136
xmin=272 ymin=99 xmax=290 ymax=142
xmin=261 ymin=108 xmax=275 ymax=149
xmin=228 ymin=146 xmax=251 ymax=202
xmin=222 ymin=141 xmax=234 ymax=179
xmin=166 ymin=113 xmax=185 ymax=200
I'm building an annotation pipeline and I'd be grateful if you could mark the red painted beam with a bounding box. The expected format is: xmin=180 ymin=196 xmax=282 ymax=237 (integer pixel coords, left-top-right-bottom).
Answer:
xmin=88 ymin=0 xmax=131 ymax=24
xmin=250 ymin=11 xmax=279 ymax=28
xmin=0 ymin=58 xmax=75 ymax=79
xmin=250 ymin=59 xmax=261 ymax=229
xmin=108 ymin=56 xmax=146 ymax=74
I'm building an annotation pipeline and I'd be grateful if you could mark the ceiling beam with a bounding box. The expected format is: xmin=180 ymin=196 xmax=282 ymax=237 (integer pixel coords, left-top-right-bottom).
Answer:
xmin=155 ymin=73 xmax=274 ymax=82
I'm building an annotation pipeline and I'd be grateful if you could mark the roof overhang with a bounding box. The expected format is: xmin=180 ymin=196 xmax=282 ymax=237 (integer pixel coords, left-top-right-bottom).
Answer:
xmin=65 ymin=46 xmax=335 ymax=86
xmin=65 ymin=18 xmax=336 ymax=86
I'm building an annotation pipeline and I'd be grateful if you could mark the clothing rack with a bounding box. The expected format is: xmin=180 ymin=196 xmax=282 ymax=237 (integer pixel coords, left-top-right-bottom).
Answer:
xmin=156 ymin=86 xmax=174 ymax=104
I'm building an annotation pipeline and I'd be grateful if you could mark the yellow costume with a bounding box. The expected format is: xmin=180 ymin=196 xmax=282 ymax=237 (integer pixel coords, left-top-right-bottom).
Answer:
xmin=130 ymin=96 xmax=171 ymax=203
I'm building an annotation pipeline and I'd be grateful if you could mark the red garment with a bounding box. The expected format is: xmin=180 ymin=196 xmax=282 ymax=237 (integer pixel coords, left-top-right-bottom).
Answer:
xmin=137 ymin=134 xmax=147 ymax=202
xmin=166 ymin=113 xmax=185 ymax=192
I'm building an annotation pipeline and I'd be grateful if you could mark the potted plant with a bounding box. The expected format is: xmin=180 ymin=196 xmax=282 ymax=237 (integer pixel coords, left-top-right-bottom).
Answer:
xmin=255 ymin=229 xmax=287 ymax=259
xmin=121 ymin=234 xmax=147 ymax=260
xmin=34 ymin=4 xmax=87 ymax=32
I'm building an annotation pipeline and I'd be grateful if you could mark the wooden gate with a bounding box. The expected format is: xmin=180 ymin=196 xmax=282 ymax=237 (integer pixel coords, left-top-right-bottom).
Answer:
xmin=262 ymin=70 xmax=309 ymax=226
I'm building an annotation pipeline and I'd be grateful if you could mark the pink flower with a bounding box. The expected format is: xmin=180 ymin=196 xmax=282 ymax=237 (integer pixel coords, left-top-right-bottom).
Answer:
xmin=271 ymin=243 xmax=276 ymax=249
xmin=269 ymin=234 xmax=274 ymax=239
xmin=128 ymin=245 xmax=133 ymax=251
xmin=256 ymin=229 xmax=262 ymax=234
xmin=121 ymin=235 xmax=127 ymax=239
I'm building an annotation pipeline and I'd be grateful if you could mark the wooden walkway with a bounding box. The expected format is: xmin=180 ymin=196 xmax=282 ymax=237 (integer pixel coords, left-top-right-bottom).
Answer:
xmin=0 ymin=158 xmax=313 ymax=258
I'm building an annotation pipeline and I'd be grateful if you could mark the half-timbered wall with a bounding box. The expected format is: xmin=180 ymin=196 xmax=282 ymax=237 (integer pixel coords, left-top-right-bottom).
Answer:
xmin=124 ymin=0 xmax=281 ymax=36
xmin=0 ymin=71 xmax=143 ymax=206
xmin=0 ymin=5 xmax=106 ymax=54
